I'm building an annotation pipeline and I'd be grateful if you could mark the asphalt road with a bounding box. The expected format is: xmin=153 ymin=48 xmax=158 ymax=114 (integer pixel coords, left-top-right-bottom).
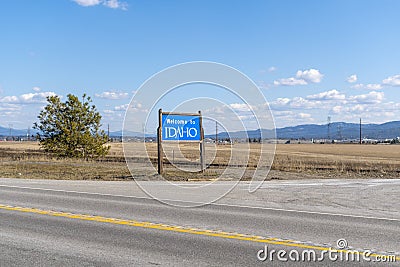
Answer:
xmin=0 ymin=178 xmax=399 ymax=266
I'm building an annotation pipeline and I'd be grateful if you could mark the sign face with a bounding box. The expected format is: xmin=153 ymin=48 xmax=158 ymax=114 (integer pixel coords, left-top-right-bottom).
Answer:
xmin=161 ymin=114 xmax=201 ymax=141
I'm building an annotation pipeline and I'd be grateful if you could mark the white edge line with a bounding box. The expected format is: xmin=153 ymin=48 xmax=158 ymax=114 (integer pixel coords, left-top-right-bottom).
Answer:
xmin=0 ymin=184 xmax=400 ymax=222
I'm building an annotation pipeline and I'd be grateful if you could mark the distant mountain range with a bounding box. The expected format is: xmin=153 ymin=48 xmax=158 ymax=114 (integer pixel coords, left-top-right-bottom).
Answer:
xmin=0 ymin=126 xmax=34 ymax=136
xmin=2 ymin=121 xmax=400 ymax=140
xmin=0 ymin=126 xmax=143 ymax=138
xmin=209 ymin=121 xmax=400 ymax=140
xmin=109 ymin=130 xmax=144 ymax=137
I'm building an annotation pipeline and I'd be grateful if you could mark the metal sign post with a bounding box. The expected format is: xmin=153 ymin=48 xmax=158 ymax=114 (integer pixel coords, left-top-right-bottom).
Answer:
xmin=199 ymin=111 xmax=205 ymax=172
xmin=157 ymin=109 xmax=164 ymax=174
xmin=157 ymin=109 xmax=204 ymax=174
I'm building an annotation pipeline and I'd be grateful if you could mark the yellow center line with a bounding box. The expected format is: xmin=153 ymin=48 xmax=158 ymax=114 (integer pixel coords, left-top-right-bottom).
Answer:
xmin=0 ymin=204 xmax=398 ymax=261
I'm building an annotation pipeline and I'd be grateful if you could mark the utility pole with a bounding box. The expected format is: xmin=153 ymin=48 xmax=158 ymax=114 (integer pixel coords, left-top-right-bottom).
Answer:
xmin=337 ymin=124 xmax=343 ymax=141
xmin=359 ymin=118 xmax=362 ymax=144
xmin=215 ymin=121 xmax=218 ymax=145
xmin=107 ymin=124 xmax=110 ymax=142
xmin=327 ymin=116 xmax=331 ymax=142
xmin=8 ymin=124 xmax=13 ymax=140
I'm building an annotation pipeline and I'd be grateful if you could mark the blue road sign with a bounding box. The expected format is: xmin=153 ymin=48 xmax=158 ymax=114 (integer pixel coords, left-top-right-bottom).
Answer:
xmin=161 ymin=114 xmax=201 ymax=141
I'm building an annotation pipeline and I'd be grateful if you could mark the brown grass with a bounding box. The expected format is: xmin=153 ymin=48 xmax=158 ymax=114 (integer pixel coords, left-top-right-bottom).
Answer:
xmin=0 ymin=141 xmax=131 ymax=180
xmin=273 ymin=144 xmax=400 ymax=177
xmin=1 ymin=141 xmax=400 ymax=180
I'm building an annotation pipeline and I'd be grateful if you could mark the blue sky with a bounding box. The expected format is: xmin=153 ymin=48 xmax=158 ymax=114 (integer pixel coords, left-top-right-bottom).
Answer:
xmin=1 ymin=0 xmax=400 ymax=132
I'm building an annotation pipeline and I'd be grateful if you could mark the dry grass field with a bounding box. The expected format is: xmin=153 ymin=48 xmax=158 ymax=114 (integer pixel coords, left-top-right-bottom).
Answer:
xmin=0 ymin=142 xmax=131 ymax=180
xmin=1 ymin=141 xmax=400 ymax=180
xmin=274 ymin=143 xmax=400 ymax=177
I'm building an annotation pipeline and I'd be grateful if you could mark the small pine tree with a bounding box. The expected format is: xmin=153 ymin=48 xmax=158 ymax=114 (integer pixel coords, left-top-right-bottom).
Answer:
xmin=33 ymin=94 xmax=110 ymax=159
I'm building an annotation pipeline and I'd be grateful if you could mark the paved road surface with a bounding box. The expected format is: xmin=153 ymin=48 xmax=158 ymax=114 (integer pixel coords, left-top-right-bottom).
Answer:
xmin=0 ymin=178 xmax=399 ymax=266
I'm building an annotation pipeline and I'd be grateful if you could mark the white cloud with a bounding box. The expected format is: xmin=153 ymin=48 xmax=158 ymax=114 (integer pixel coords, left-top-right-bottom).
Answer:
xmin=273 ymin=68 xmax=323 ymax=86
xmin=114 ymin=104 xmax=129 ymax=111
xmin=0 ymin=92 xmax=57 ymax=125
xmin=20 ymin=92 xmax=57 ymax=103
xmin=289 ymin=97 xmax=320 ymax=109
xmin=275 ymin=98 xmax=291 ymax=105
xmin=364 ymin=84 xmax=383 ymax=90
xmin=0 ymin=92 xmax=56 ymax=104
xmin=216 ymin=86 xmax=400 ymax=127
xmin=273 ymin=77 xmax=307 ymax=86
xmin=95 ymin=91 xmax=129 ymax=100
xmin=298 ymin=113 xmax=312 ymax=119
xmin=73 ymin=0 xmax=127 ymax=10
xmin=103 ymin=0 xmax=127 ymax=10
xmin=26 ymin=92 xmax=55 ymax=103
xmin=103 ymin=109 xmax=115 ymax=114
xmin=307 ymin=89 xmax=345 ymax=100
xmin=113 ymin=101 xmax=146 ymax=116
xmin=270 ymin=90 xmax=389 ymax=126
xmin=268 ymin=66 xmax=277 ymax=72
xmin=351 ymin=83 xmax=383 ymax=90
xmin=351 ymin=104 xmax=365 ymax=112
xmin=73 ymin=0 xmax=101 ymax=6
xmin=296 ymin=69 xmax=324 ymax=83
xmin=0 ymin=96 xmax=19 ymax=103
xmin=272 ymin=90 xmax=347 ymax=110
xmin=272 ymin=110 xmax=314 ymax=126
xmin=382 ymin=74 xmax=400 ymax=86
xmin=273 ymin=110 xmax=292 ymax=116
xmin=272 ymin=97 xmax=321 ymax=110
xmin=257 ymin=81 xmax=270 ymax=90
xmin=331 ymin=105 xmax=342 ymax=114
xmin=32 ymin=86 xmax=41 ymax=92
xmin=348 ymin=91 xmax=384 ymax=104
xmin=0 ymin=103 xmax=22 ymax=112
xmin=383 ymin=112 xmax=395 ymax=117
xmin=331 ymin=100 xmax=399 ymax=121
xmin=347 ymin=74 xmax=358 ymax=83
xmin=351 ymin=84 xmax=363 ymax=89
xmin=229 ymin=103 xmax=252 ymax=112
